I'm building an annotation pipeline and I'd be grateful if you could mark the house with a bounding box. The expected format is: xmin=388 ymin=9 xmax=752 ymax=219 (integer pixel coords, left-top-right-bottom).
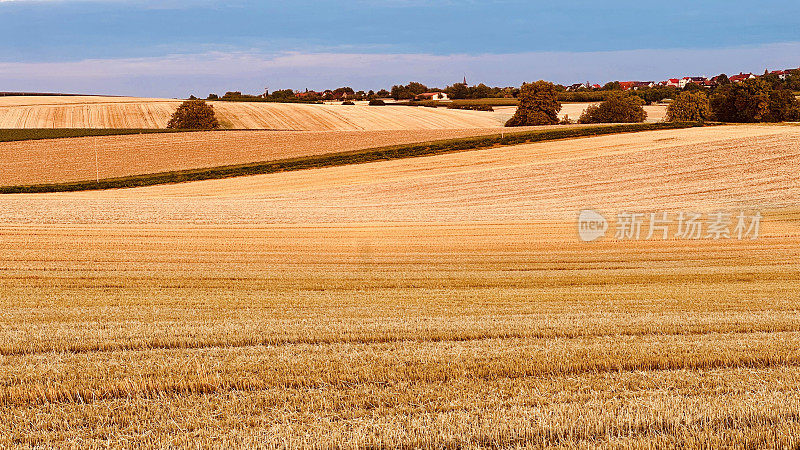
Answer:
xmin=415 ymin=92 xmax=449 ymax=101
xmin=295 ymin=91 xmax=320 ymax=99
xmin=769 ymin=69 xmax=797 ymax=80
xmin=770 ymin=70 xmax=788 ymax=80
xmin=729 ymin=72 xmax=756 ymax=83
xmin=591 ymin=84 xmax=602 ymax=89
xmin=679 ymin=77 xmax=708 ymax=88
xmin=566 ymin=82 xmax=589 ymax=91
xmin=620 ymin=81 xmax=655 ymax=90
xmin=665 ymin=79 xmax=681 ymax=87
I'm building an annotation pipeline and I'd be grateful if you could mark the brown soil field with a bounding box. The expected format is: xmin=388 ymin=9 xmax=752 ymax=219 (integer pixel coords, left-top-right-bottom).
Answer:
xmin=0 ymin=127 xmax=542 ymax=186
xmin=1 ymin=124 xmax=799 ymax=446
xmin=0 ymin=96 xmax=507 ymax=130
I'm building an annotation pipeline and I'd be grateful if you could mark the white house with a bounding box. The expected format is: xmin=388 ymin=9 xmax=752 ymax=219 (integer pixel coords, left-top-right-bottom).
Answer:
xmin=415 ymin=92 xmax=449 ymax=101
xmin=679 ymin=77 xmax=708 ymax=88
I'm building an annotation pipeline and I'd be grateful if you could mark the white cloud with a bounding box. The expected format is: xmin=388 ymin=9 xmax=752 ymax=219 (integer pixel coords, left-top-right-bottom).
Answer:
xmin=1 ymin=42 xmax=799 ymax=97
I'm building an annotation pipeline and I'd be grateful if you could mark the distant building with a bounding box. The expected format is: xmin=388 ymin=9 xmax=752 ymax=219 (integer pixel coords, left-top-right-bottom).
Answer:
xmin=678 ymin=77 xmax=708 ymax=88
xmin=415 ymin=92 xmax=449 ymax=101
xmin=620 ymin=81 xmax=655 ymax=90
xmin=768 ymin=69 xmax=797 ymax=80
xmin=566 ymin=82 xmax=596 ymax=91
xmin=295 ymin=91 xmax=320 ymax=99
xmin=729 ymin=73 xmax=756 ymax=83
xmin=666 ymin=79 xmax=681 ymax=87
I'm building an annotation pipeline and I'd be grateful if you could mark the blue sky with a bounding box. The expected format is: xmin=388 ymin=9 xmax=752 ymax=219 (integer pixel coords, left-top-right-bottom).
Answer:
xmin=1 ymin=0 xmax=799 ymax=97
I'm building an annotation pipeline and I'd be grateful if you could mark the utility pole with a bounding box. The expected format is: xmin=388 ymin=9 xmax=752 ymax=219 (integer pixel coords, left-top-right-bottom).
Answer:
xmin=93 ymin=135 xmax=99 ymax=183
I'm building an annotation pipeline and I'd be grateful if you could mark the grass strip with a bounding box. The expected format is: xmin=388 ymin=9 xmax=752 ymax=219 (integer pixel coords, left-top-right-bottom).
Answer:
xmin=0 ymin=128 xmax=197 ymax=143
xmin=0 ymin=122 xmax=707 ymax=194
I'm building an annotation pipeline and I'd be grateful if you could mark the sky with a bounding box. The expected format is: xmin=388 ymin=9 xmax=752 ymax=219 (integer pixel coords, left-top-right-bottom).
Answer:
xmin=1 ymin=0 xmax=800 ymax=97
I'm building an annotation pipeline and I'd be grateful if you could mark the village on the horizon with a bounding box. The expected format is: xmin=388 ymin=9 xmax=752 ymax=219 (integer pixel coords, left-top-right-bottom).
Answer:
xmin=237 ymin=66 xmax=800 ymax=103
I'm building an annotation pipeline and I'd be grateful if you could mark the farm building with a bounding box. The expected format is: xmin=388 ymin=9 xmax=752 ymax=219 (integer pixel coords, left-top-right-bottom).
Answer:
xmin=415 ymin=92 xmax=449 ymax=101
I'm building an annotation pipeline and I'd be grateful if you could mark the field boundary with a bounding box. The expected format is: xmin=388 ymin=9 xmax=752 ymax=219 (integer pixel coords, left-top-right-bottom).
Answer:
xmin=0 ymin=128 xmax=202 ymax=143
xmin=0 ymin=122 xmax=707 ymax=194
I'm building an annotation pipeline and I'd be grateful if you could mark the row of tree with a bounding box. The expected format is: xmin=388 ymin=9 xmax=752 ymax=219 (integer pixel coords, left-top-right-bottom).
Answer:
xmin=203 ymin=88 xmax=392 ymax=103
xmin=505 ymin=78 xmax=800 ymax=127
xmin=169 ymin=76 xmax=800 ymax=129
xmin=198 ymin=69 xmax=800 ymax=105
xmin=388 ymin=82 xmax=518 ymax=100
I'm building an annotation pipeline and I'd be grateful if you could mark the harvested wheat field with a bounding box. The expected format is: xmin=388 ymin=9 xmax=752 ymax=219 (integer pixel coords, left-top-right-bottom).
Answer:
xmin=0 ymin=96 xmax=506 ymax=130
xmin=491 ymin=103 xmax=668 ymax=124
xmin=1 ymin=124 xmax=800 ymax=447
xmin=0 ymin=127 xmax=545 ymax=186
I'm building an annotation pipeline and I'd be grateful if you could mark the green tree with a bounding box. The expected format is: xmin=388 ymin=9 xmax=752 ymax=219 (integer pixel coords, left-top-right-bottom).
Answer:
xmin=667 ymin=91 xmax=712 ymax=122
xmin=390 ymin=85 xmax=413 ymax=100
xmin=710 ymin=78 xmax=772 ymax=122
xmin=406 ymin=82 xmax=428 ymax=96
xmin=271 ymin=89 xmax=296 ymax=100
xmin=469 ymin=83 xmax=492 ymax=99
xmin=445 ymin=83 xmax=469 ymax=100
xmin=578 ymin=92 xmax=647 ymax=123
xmin=505 ymin=81 xmax=562 ymax=127
xmin=166 ymin=100 xmax=220 ymax=129
xmin=766 ymin=88 xmax=800 ymax=122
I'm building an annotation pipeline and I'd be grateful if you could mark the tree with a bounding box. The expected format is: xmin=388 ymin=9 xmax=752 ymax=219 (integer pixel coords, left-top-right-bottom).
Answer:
xmin=406 ymin=82 xmax=428 ymax=96
xmin=603 ymin=81 xmax=622 ymax=91
xmin=470 ymin=83 xmax=492 ymax=99
xmin=271 ymin=89 xmax=296 ymax=100
xmin=710 ymin=78 xmax=772 ymax=122
xmin=715 ymin=74 xmax=730 ymax=86
xmin=390 ymin=85 xmax=413 ymax=100
xmin=166 ymin=100 xmax=220 ymax=129
xmin=505 ymin=81 xmax=561 ymax=127
xmin=391 ymin=82 xmax=429 ymax=100
xmin=445 ymin=82 xmax=469 ymax=100
xmin=766 ymin=88 xmax=800 ymax=122
xmin=376 ymin=89 xmax=390 ymax=98
xmin=207 ymin=93 xmax=219 ymax=100
xmin=635 ymin=86 xmax=678 ymax=105
xmin=667 ymin=91 xmax=711 ymax=122
xmin=578 ymin=92 xmax=647 ymax=123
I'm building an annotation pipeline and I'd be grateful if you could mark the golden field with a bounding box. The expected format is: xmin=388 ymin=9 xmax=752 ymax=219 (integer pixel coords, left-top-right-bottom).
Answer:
xmin=1 ymin=124 xmax=799 ymax=447
xmin=0 ymin=96 xmax=668 ymax=130
xmin=0 ymin=127 xmax=544 ymax=186
xmin=0 ymin=96 xmax=506 ymax=130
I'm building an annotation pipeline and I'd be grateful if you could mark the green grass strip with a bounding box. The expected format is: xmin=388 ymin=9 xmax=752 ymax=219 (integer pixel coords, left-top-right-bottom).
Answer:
xmin=0 ymin=122 xmax=707 ymax=194
xmin=0 ymin=128 xmax=198 ymax=143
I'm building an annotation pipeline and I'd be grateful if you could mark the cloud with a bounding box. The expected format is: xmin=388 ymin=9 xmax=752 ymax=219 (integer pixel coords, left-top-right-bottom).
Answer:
xmin=1 ymin=42 xmax=799 ymax=97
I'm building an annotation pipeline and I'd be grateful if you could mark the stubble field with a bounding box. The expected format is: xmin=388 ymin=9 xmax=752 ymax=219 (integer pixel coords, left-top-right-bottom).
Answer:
xmin=1 ymin=124 xmax=799 ymax=447
xmin=0 ymin=96 xmax=669 ymax=131
xmin=0 ymin=96 xmax=507 ymax=130
xmin=0 ymin=127 xmax=546 ymax=186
